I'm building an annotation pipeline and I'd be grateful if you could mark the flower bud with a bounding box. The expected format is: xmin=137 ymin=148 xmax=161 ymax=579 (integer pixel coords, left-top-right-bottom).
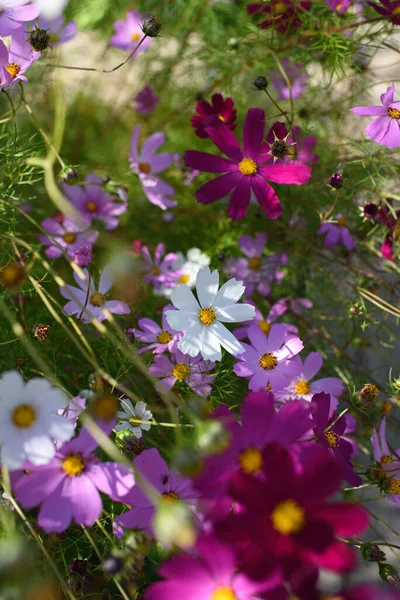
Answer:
xmin=364 ymin=202 xmax=378 ymax=219
xmin=92 ymin=393 xmax=119 ymax=421
xmin=359 ymin=383 xmax=379 ymax=405
xmin=329 ymin=173 xmax=343 ymax=189
xmin=152 ymin=499 xmax=196 ymax=549
xmin=362 ymin=543 xmax=386 ymax=562
xmin=253 ymin=76 xmax=268 ymax=90
xmin=379 ymin=562 xmax=399 ymax=584
xmin=141 ymin=16 xmax=162 ymax=37
xmin=59 ymin=166 xmax=80 ymax=186
xmin=29 ymin=28 xmax=51 ymax=52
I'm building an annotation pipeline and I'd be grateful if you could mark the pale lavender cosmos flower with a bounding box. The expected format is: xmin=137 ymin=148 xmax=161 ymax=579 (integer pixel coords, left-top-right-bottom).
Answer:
xmin=39 ymin=216 xmax=98 ymax=265
xmin=58 ymin=396 xmax=86 ymax=426
xmin=372 ymin=418 xmax=400 ymax=507
xmin=129 ymin=125 xmax=176 ymax=210
xmin=0 ymin=0 xmax=40 ymax=37
xmin=326 ymin=0 xmax=351 ymax=12
xmin=140 ymin=243 xmax=181 ymax=291
xmin=279 ymin=296 xmax=313 ymax=315
xmin=73 ymin=245 xmax=93 ymax=267
xmin=117 ymin=448 xmax=199 ymax=536
xmin=110 ymin=10 xmax=152 ymax=54
xmin=0 ymin=29 xmax=40 ymax=88
xmin=224 ymin=233 xmax=287 ymax=297
xmin=38 ymin=15 xmax=77 ymax=45
xmin=14 ymin=421 xmax=135 ymax=533
xmin=318 ymin=215 xmax=357 ymax=250
xmin=133 ymin=305 xmax=181 ymax=355
xmin=274 ymin=352 xmax=344 ymax=410
xmin=60 ymin=265 xmax=130 ymax=324
xmin=233 ymin=323 xmax=303 ymax=391
xmin=134 ymin=85 xmax=159 ymax=114
xmin=63 ymin=174 xmax=127 ymax=231
xmin=149 ymin=349 xmax=215 ymax=397
xmin=352 ymin=84 xmax=400 ymax=148
xmin=270 ymin=59 xmax=308 ymax=101
xmin=234 ymin=300 xmax=298 ymax=341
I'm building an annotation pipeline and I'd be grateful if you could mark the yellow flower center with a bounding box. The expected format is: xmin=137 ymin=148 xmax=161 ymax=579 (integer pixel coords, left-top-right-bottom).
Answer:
xmin=381 ymin=454 xmax=393 ymax=464
xmin=238 ymin=447 xmax=263 ymax=474
xmin=161 ymin=491 xmax=179 ymax=502
xmin=388 ymin=107 xmax=400 ymax=119
xmin=325 ymin=431 xmax=340 ymax=448
xmin=63 ymin=232 xmax=77 ymax=244
xmin=218 ymin=114 xmax=226 ymax=122
xmin=199 ymin=307 xmax=216 ymax=326
xmin=139 ymin=162 xmax=152 ymax=174
xmin=12 ymin=404 xmax=36 ymax=428
xmin=294 ymin=379 xmax=310 ymax=395
xmin=48 ymin=33 xmax=60 ymax=44
xmin=272 ymin=1 xmax=288 ymax=15
xmin=178 ymin=274 xmax=190 ymax=284
xmin=172 ymin=363 xmax=190 ymax=381
xmin=271 ymin=499 xmax=305 ymax=535
xmin=386 ymin=478 xmax=400 ymax=495
xmin=157 ymin=331 xmax=173 ymax=344
xmin=93 ymin=393 xmax=119 ymax=420
xmin=90 ymin=291 xmax=105 ymax=307
xmin=151 ymin=266 xmax=161 ymax=275
xmin=132 ymin=31 xmax=141 ymax=41
xmin=212 ymin=587 xmax=237 ymax=600
xmin=62 ymin=453 xmax=85 ymax=477
xmin=383 ymin=400 xmax=393 ymax=415
xmin=248 ymin=257 xmax=261 ymax=270
xmin=336 ymin=216 xmax=346 ymax=227
xmin=238 ymin=157 xmax=257 ymax=176
xmin=258 ymin=320 xmax=271 ymax=334
xmin=86 ymin=201 xmax=98 ymax=213
xmin=6 ymin=63 xmax=20 ymax=79
xmin=259 ymin=353 xmax=277 ymax=370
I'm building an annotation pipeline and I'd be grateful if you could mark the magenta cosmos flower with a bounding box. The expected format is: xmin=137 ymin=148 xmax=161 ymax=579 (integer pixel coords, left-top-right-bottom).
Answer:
xmin=233 ymin=323 xmax=303 ymax=391
xmin=140 ymin=243 xmax=180 ymax=290
xmin=129 ymin=125 xmax=176 ymax=210
xmin=326 ymin=0 xmax=351 ymax=13
xmin=149 ymin=349 xmax=215 ymax=398
xmin=270 ymin=59 xmax=308 ymax=102
xmin=134 ymin=85 xmax=159 ymax=114
xmin=368 ymin=0 xmax=400 ymax=24
xmin=191 ymin=93 xmax=237 ymax=139
xmin=63 ymin=174 xmax=127 ymax=231
xmin=145 ymin=536 xmax=283 ymax=600
xmin=318 ymin=215 xmax=356 ymax=251
xmin=60 ymin=265 xmax=130 ymax=324
xmin=39 ymin=216 xmax=98 ymax=265
xmin=14 ymin=421 xmax=135 ymax=533
xmin=184 ymin=108 xmax=311 ymax=220
xmin=234 ymin=300 xmax=298 ymax=341
xmin=134 ymin=305 xmax=181 ymax=355
xmin=352 ymin=84 xmax=400 ymax=149
xmin=110 ymin=10 xmax=152 ymax=53
xmin=0 ymin=0 xmax=40 ymax=37
xmin=117 ymin=448 xmax=199 ymax=536
xmin=247 ymin=0 xmax=311 ymax=32
xmin=372 ymin=418 xmax=400 ymax=506
xmin=215 ymin=443 xmax=369 ymax=583
xmin=0 ymin=29 xmax=40 ymax=89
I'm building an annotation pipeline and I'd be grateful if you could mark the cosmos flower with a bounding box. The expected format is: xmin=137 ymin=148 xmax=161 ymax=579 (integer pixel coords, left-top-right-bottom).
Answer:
xmin=0 ymin=0 xmax=40 ymax=37
xmin=14 ymin=421 xmax=135 ymax=533
xmin=367 ymin=0 xmax=400 ymax=24
xmin=115 ymin=399 xmax=153 ymax=438
xmin=326 ymin=0 xmax=352 ymax=13
xmin=129 ymin=125 xmax=176 ymax=210
xmin=134 ymin=85 xmax=159 ymax=114
xmin=155 ymin=247 xmax=211 ymax=299
xmin=110 ymin=10 xmax=152 ymax=53
xmin=38 ymin=15 xmax=77 ymax=46
xmin=0 ymin=370 xmax=74 ymax=469
xmin=140 ymin=243 xmax=181 ymax=291
xmin=191 ymin=93 xmax=237 ymax=139
xmin=352 ymin=84 xmax=400 ymax=149
xmin=265 ymin=121 xmax=318 ymax=165
xmin=60 ymin=265 xmax=130 ymax=324
xmin=39 ymin=216 xmax=98 ymax=264
xmin=233 ymin=323 xmax=303 ymax=392
xmin=165 ymin=266 xmax=256 ymax=361
xmin=247 ymin=0 xmax=311 ymax=32
xmin=270 ymin=59 xmax=308 ymax=101
xmin=234 ymin=300 xmax=298 ymax=341
xmin=318 ymin=216 xmax=357 ymax=250
xmin=372 ymin=418 xmax=400 ymax=506
xmin=0 ymin=29 xmax=40 ymax=89
xmin=184 ymin=108 xmax=311 ymax=220
xmin=133 ymin=305 xmax=181 ymax=354
xmin=149 ymin=349 xmax=215 ymax=397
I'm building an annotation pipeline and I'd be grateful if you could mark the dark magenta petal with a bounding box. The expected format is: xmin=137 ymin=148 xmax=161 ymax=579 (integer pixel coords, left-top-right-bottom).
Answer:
xmin=204 ymin=115 xmax=243 ymax=162
xmin=243 ymin=107 xmax=265 ymax=159
xmin=195 ymin=172 xmax=240 ymax=204
xmin=227 ymin=177 xmax=251 ymax=220
xmin=313 ymin=503 xmax=368 ymax=537
xmin=184 ymin=150 xmax=237 ymax=173
xmin=260 ymin=163 xmax=312 ymax=184
xmin=251 ymin=176 xmax=282 ymax=219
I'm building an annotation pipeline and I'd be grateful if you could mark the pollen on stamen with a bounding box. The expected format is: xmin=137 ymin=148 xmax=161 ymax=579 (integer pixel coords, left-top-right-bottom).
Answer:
xmin=259 ymin=353 xmax=277 ymax=370
xmin=172 ymin=363 xmax=190 ymax=381
xmin=238 ymin=157 xmax=257 ymax=176
xmin=90 ymin=291 xmax=105 ymax=307
xmin=6 ymin=63 xmax=20 ymax=79
xmin=199 ymin=307 xmax=216 ymax=326
xmin=157 ymin=331 xmax=173 ymax=344
xmin=295 ymin=379 xmax=310 ymax=395
xmin=325 ymin=430 xmax=340 ymax=448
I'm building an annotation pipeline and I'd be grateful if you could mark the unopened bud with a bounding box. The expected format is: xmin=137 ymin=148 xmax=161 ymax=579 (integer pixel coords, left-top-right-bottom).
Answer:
xmin=364 ymin=202 xmax=378 ymax=219
xmin=92 ymin=393 xmax=119 ymax=421
xmin=253 ymin=76 xmax=268 ymax=90
xmin=359 ymin=383 xmax=379 ymax=404
xmin=59 ymin=166 xmax=80 ymax=186
xmin=362 ymin=544 xmax=386 ymax=562
xmin=29 ymin=28 xmax=51 ymax=52
xmin=329 ymin=173 xmax=343 ymax=189
xmin=379 ymin=562 xmax=399 ymax=584
xmin=141 ymin=16 xmax=162 ymax=37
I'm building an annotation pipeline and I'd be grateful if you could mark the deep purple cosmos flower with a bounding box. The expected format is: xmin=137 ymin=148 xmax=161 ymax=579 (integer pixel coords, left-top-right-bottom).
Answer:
xmin=235 ymin=300 xmax=298 ymax=341
xmin=368 ymin=0 xmax=400 ymax=24
xmin=270 ymin=59 xmax=308 ymax=101
xmin=352 ymin=84 xmax=400 ymax=148
xmin=134 ymin=85 xmax=159 ymax=114
xmin=215 ymin=443 xmax=369 ymax=583
xmin=14 ymin=421 xmax=135 ymax=533
xmin=0 ymin=29 xmax=40 ymax=89
xmin=140 ymin=243 xmax=180 ymax=290
xmin=247 ymin=0 xmax=311 ymax=32
xmin=311 ymin=392 xmax=361 ymax=486
xmin=372 ymin=418 xmax=400 ymax=506
xmin=0 ymin=0 xmax=40 ymax=37
xmin=149 ymin=349 xmax=215 ymax=397
xmin=145 ymin=536 xmax=283 ymax=600
xmin=184 ymin=108 xmax=311 ymax=220
xmin=339 ymin=584 xmax=400 ymax=600
xmin=134 ymin=305 xmax=181 ymax=355
xmin=39 ymin=217 xmax=98 ymax=265
xmin=191 ymin=93 xmax=237 ymax=139
xmin=234 ymin=323 xmax=303 ymax=392
xmin=63 ymin=174 xmax=127 ymax=231
xmin=318 ymin=216 xmax=357 ymax=250
xmin=117 ymin=448 xmax=199 ymax=536
xmin=60 ymin=266 xmax=130 ymax=324
xmin=129 ymin=125 xmax=176 ymax=210
xmin=110 ymin=11 xmax=152 ymax=53
xmin=38 ymin=15 xmax=77 ymax=46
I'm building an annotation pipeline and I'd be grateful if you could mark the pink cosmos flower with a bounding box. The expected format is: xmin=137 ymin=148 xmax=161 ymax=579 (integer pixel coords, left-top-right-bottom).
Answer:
xmin=129 ymin=125 xmax=176 ymax=210
xmin=63 ymin=174 xmax=127 ymax=231
xmin=134 ymin=85 xmax=159 ymax=114
xmin=0 ymin=29 xmax=40 ymax=89
xmin=191 ymin=93 xmax=237 ymax=139
xmin=133 ymin=305 xmax=181 ymax=354
xmin=39 ymin=217 xmax=98 ymax=264
xmin=184 ymin=107 xmax=312 ymax=220
xmin=352 ymin=84 xmax=400 ymax=148
xmin=326 ymin=0 xmax=351 ymax=13
xmin=145 ymin=536 xmax=283 ymax=600
xmin=38 ymin=15 xmax=77 ymax=46
xmin=273 ymin=352 xmax=344 ymax=409
xmin=140 ymin=243 xmax=180 ymax=290
xmin=372 ymin=418 xmax=400 ymax=507
xmin=60 ymin=266 xmax=130 ymax=324
xmin=270 ymin=59 xmax=308 ymax=101
xmin=233 ymin=323 xmax=303 ymax=391
xmin=234 ymin=300 xmax=298 ymax=341
xmin=110 ymin=11 xmax=152 ymax=53
xmin=0 ymin=0 xmax=40 ymax=37
xmin=318 ymin=215 xmax=357 ymax=250
xmin=14 ymin=421 xmax=135 ymax=533
xmin=149 ymin=349 xmax=215 ymax=397
xmin=117 ymin=448 xmax=199 ymax=536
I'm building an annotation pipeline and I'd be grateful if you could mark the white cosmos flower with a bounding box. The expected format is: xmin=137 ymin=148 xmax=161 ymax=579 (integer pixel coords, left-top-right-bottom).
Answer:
xmin=154 ymin=248 xmax=210 ymax=298
xmin=0 ymin=371 xmax=75 ymax=469
xmin=165 ymin=266 xmax=255 ymax=361
xmin=115 ymin=399 xmax=153 ymax=439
